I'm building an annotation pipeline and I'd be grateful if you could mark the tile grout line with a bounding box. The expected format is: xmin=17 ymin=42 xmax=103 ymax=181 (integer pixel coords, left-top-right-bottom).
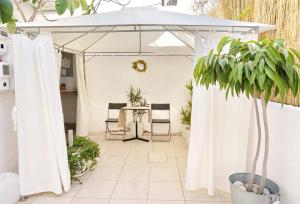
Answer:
xmin=176 ymin=155 xmax=187 ymax=204
xmin=108 ymin=139 xmax=132 ymax=204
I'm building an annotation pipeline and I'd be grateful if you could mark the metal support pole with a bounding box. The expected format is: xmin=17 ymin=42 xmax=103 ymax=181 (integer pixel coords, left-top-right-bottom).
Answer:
xmin=139 ymin=26 xmax=142 ymax=56
xmin=82 ymin=26 xmax=116 ymax=52
xmin=162 ymin=26 xmax=194 ymax=50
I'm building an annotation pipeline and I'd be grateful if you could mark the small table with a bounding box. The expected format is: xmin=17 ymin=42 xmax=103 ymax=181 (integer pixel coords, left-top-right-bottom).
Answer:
xmin=120 ymin=106 xmax=150 ymax=142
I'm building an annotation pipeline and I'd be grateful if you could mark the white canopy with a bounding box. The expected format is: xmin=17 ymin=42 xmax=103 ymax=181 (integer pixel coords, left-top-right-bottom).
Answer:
xmin=16 ymin=7 xmax=275 ymax=55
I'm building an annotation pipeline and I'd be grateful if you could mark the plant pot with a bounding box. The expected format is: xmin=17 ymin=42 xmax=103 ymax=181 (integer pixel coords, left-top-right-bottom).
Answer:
xmin=130 ymin=121 xmax=144 ymax=136
xmin=229 ymin=173 xmax=280 ymax=204
xmin=181 ymin=124 xmax=190 ymax=145
xmin=73 ymin=162 xmax=88 ymax=178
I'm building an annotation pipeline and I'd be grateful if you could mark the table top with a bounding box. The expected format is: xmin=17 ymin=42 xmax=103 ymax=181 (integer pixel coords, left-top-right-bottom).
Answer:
xmin=121 ymin=106 xmax=150 ymax=110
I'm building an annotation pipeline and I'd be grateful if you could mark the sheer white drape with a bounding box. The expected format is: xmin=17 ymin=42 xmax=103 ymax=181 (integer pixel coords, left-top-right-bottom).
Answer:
xmin=186 ymin=32 xmax=258 ymax=195
xmin=76 ymin=55 xmax=90 ymax=136
xmin=13 ymin=34 xmax=70 ymax=195
xmin=56 ymin=51 xmax=62 ymax=80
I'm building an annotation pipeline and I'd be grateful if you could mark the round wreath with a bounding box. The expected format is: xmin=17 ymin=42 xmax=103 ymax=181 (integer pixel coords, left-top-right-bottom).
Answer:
xmin=132 ymin=60 xmax=147 ymax=73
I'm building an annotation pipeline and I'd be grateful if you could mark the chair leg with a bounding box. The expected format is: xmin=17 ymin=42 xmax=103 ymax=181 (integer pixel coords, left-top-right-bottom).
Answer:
xmin=105 ymin=123 xmax=108 ymax=139
xmin=151 ymin=123 xmax=153 ymax=141
xmin=168 ymin=123 xmax=171 ymax=141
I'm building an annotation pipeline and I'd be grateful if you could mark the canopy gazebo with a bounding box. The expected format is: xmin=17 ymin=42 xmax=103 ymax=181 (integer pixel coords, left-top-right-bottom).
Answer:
xmin=11 ymin=6 xmax=277 ymax=198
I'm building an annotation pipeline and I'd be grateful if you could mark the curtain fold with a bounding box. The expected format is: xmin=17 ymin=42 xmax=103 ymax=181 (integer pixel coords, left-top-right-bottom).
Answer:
xmin=13 ymin=34 xmax=70 ymax=196
xmin=76 ymin=55 xmax=90 ymax=136
xmin=186 ymin=32 xmax=258 ymax=195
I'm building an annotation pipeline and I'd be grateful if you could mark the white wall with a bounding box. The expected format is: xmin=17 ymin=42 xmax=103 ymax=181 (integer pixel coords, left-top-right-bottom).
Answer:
xmin=85 ymin=56 xmax=193 ymax=133
xmin=251 ymin=102 xmax=300 ymax=204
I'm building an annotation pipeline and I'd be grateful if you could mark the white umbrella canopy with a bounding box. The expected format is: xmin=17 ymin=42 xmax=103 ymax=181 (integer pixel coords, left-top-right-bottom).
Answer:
xmin=15 ymin=7 xmax=276 ymax=54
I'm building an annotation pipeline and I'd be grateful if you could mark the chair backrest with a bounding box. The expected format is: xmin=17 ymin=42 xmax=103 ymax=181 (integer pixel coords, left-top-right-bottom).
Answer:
xmin=151 ymin=103 xmax=170 ymax=110
xmin=108 ymin=103 xmax=127 ymax=110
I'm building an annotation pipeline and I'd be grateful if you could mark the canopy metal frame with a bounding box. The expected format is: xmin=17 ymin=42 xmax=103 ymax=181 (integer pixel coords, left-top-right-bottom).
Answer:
xmin=19 ymin=24 xmax=259 ymax=57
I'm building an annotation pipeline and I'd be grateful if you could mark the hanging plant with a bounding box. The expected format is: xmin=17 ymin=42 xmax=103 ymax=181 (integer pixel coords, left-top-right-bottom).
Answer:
xmin=132 ymin=60 xmax=147 ymax=73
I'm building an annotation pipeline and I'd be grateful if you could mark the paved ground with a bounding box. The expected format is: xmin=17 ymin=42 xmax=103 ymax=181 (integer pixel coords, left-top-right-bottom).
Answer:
xmin=18 ymin=133 xmax=231 ymax=204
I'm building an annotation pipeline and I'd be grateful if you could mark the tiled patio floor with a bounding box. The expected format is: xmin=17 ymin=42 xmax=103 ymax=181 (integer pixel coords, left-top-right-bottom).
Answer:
xmin=18 ymin=133 xmax=231 ymax=204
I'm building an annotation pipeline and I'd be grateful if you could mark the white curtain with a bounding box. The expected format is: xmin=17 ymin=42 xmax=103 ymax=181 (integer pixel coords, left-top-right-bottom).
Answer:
xmin=186 ymin=32 xmax=258 ymax=195
xmin=13 ymin=34 xmax=70 ymax=196
xmin=56 ymin=51 xmax=62 ymax=80
xmin=76 ymin=55 xmax=90 ymax=136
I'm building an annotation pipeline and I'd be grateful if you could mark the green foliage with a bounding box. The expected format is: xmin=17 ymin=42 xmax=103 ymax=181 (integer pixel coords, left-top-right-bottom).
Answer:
xmin=0 ymin=0 xmax=90 ymax=33
xmin=68 ymin=136 xmax=100 ymax=180
xmin=181 ymin=80 xmax=193 ymax=126
xmin=126 ymin=86 xmax=144 ymax=106
xmin=0 ymin=0 xmax=13 ymax=23
xmin=126 ymin=86 xmax=148 ymax=122
xmin=194 ymin=37 xmax=300 ymax=103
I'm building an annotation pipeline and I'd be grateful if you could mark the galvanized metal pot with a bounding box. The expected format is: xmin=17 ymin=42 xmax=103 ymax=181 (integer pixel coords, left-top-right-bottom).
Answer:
xmin=229 ymin=173 xmax=279 ymax=204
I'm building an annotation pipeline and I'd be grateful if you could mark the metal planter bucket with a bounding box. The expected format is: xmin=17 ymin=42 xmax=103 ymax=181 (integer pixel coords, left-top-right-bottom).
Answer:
xmin=229 ymin=173 xmax=279 ymax=204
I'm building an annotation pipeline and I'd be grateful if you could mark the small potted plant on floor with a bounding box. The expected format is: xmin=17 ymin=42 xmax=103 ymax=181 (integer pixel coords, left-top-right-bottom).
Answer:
xmin=180 ymin=80 xmax=193 ymax=145
xmin=194 ymin=36 xmax=300 ymax=204
xmin=126 ymin=86 xmax=148 ymax=136
xmin=68 ymin=136 xmax=100 ymax=182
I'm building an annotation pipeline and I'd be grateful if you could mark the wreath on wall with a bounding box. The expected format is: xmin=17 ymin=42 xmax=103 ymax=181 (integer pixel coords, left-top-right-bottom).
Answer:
xmin=132 ymin=60 xmax=147 ymax=73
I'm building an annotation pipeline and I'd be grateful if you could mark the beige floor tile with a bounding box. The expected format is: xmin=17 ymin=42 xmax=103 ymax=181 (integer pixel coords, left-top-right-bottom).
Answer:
xmin=150 ymin=167 xmax=180 ymax=181
xmin=218 ymin=191 xmax=231 ymax=202
xmin=184 ymin=189 xmax=222 ymax=201
xmin=148 ymin=182 xmax=184 ymax=200
xmin=88 ymin=166 xmax=122 ymax=180
xmin=112 ymin=181 xmax=148 ymax=200
xmin=17 ymin=196 xmax=39 ymax=204
xmin=32 ymin=196 xmax=72 ymax=204
xmin=109 ymin=199 xmax=147 ymax=204
xmin=71 ymin=198 xmax=109 ymax=204
xmin=98 ymin=156 xmax=126 ymax=167
xmin=76 ymin=180 xmax=116 ymax=199
xmin=147 ymin=200 xmax=185 ymax=204
xmin=119 ymin=166 xmax=150 ymax=181
xmin=62 ymin=183 xmax=82 ymax=197
xmin=148 ymin=152 xmax=167 ymax=163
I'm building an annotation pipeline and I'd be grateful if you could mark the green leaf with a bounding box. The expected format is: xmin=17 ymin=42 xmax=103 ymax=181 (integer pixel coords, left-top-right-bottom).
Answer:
xmin=258 ymin=58 xmax=265 ymax=73
xmin=68 ymin=0 xmax=75 ymax=15
xmin=237 ymin=62 xmax=243 ymax=83
xmin=290 ymin=48 xmax=300 ymax=61
xmin=249 ymin=69 xmax=257 ymax=85
xmin=286 ymin=51 xmax=295 ymax=67
xmin=265 ymin=47 xmax=278 ymax=63
xmin=32 ymin=0 xmax=38 ymax=4
xmin=79 ymin=0 xmax=88 ymax=11
xmin=0 ymin=0 xmax=13 ymax=23
xmin=258 ymin=72 xmax=266 ymax=89
xmin=265 ymin=56 xmax=276 ymax=71
xmin=265 ymin=67 xmax=286 ymax=101
xmin=217 ymin=36 xmax=229 ymax=54
xmin=55 ymin=0 xmax=68 ymax=15
xmin=6 ymin=20 xmax=16 ymax=34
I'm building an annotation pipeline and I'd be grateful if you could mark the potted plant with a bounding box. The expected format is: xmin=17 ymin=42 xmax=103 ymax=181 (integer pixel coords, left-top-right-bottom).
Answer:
xmin=180 ymin=80 xmax=193 ymax=144
xmin=194 ymin=36 xmax=300 ymax=204
xmin=68 ymin=136 xmax=100 ymax=182
xmin=126 ymin=86 xmax=148 ymax=136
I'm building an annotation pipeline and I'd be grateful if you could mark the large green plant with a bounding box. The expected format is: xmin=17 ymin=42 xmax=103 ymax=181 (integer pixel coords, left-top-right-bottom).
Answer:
xmin=194 ymin=36 xmax=300 ymax=194
xmin=68 ymin=136 xmax=100 ymax=181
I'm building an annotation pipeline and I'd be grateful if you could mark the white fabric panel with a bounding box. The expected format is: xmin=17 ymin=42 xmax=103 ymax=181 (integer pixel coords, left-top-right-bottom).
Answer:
xmin=186 ymin=32 xmax=258 ymax=195
xmin=16 ymin=8 xmax=275 ymax=33
xmin=76 ymin=55 xmax=90 ymax=136
xmin=56 ymin=51 xmax=62 ymax=79
xmin=13 ymin=34 xmax=70 ymax=195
